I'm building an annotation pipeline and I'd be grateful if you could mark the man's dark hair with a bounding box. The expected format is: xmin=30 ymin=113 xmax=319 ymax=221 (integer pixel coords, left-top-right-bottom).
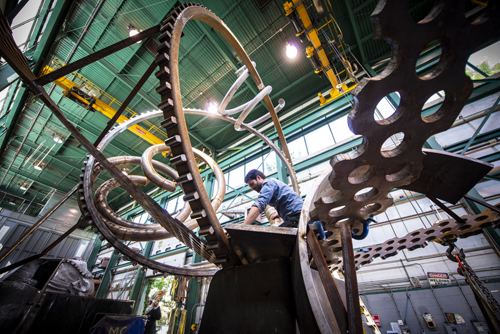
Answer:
xmin=244 ymin=169 xmax=266 ymax=183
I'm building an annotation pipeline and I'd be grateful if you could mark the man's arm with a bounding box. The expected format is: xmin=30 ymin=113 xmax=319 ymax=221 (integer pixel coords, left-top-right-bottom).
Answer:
xmin=243 ymin=206 xmax=261 ymax=225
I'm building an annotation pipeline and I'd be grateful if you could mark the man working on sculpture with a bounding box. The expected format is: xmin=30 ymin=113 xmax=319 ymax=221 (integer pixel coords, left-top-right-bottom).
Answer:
xmin=243 ymin=169 xmax=303 ymax=227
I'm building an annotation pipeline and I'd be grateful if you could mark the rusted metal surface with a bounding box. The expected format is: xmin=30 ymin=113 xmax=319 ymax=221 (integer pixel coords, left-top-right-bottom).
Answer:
xmin=403 ymin=149 xmax=493 ymax=204
xmin=330 ymin=208 xmax=500 ymax=271
xmin=306 ymin=229 xmax=348 ymax=334
xmin=303 ymin=0 xmax=500 ymax=268
xmin=339 ymin=223 xmax=363 ymax=334
xmin=225 ymin=224 xmax=297 ymax=264
xmin=296 ymin=1 xmax=500 ymax=331
xmin=81 ymin=103 xmax=295 ymax=275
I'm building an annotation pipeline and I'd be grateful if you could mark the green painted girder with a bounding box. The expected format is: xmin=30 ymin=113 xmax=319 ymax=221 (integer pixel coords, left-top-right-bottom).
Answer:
xmin=0 ymin=61 xmax=19 ymax=92
xmin=477 ymin=151 xmax=500 ymax=164
xmin=217 ymin=53 xmax=499 ymax=169
xmin=344 ymin=0 xmax=368 ymax=65
xmin=353 ymin=0 xmax=377 ymax=14
xmin=0 ymin=0 xmax=73 ymax=161
xmin=0 ymin=81 xmax=20 ymax=119
xmin=9 ymin=137 xmax=83 ymax=170
xmin=129 ymin=241 xmax=153 ymax=313
xmin=0 ymin=184 xmax=48 ymax=206
xmin=220 ymin=135 xmax=362 ymax=203
xmin=95 ymin=249 xmax=121 ymax=298
xmin=86 ymin=237 xmax=102 ymax=271
xmin=27 ymin=0 xmax=53 ymax=49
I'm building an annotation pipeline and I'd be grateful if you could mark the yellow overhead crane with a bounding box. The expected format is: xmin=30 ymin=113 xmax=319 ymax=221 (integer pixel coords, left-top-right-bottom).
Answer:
xmin=284 ymin=0 xmax=358 ymax=106
xmin=40 ymin=59 xmax=166 ymax=148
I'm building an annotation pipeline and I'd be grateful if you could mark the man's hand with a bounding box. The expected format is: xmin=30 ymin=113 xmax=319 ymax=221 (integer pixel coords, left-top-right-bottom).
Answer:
xmin=270 ymin=211 xmax=279 ymax=220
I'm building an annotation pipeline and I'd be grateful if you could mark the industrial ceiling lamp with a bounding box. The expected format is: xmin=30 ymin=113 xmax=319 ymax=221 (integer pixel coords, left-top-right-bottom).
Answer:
xmin=286 ymin=42 xmax=298 ymax=58
xmin=53 ymin=134 xmax=63 ymax=143
xmin=34 ymin=162 xmax=44 ymax=170
xmin=206 ymin=101 xmax=218 ymax=114
xmin=127 ymin=24 xmax=141 ymax=43
xmin=19 ymin=183 xmax=28 ymax=191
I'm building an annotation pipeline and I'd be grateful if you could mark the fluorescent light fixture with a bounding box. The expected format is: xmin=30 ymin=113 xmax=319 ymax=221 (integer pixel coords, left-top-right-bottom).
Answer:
xmin=286 ymin=43 xmax=297 ymax=59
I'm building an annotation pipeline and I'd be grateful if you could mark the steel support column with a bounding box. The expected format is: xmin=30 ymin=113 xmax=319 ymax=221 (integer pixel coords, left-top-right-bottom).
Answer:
xmin=96 ymin=249 xmax=121 ymax=298
xmin=87 ymin=237 xmax=103 ymax=271
xmin=340 ymin=222 xmax=362 ymax=334
xmin=130 ymin=241 xmax=154 ymax=313
xmin=184 ymin=278 xmax=201 ymax=334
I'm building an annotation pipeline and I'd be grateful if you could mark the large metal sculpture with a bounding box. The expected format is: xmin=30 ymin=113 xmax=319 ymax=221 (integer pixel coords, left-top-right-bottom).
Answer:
xmin=1 ymin=0 xmax=500 ymax=333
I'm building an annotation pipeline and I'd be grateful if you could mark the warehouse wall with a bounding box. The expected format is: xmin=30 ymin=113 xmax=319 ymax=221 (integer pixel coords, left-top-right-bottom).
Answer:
xmin=361 ymin=282 xmax=500 ymax=334
xmin=0 ymin=209 xmax=94 ymax=272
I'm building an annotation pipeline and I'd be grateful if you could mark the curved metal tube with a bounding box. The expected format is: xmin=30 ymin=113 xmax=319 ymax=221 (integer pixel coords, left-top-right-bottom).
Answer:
xmin=98 ymin=156 xmax=191 ymax=222
xmin=141 ymin=145 xmax=178 ymax=192
xmin=93 ymin=159 xmax=198 ymax=241
xmin=141 ymin=144 xmax=226 ymax=212
xmin=234 ymin=86 xmax=272 ymax=131
xmin=184 ymin=108 xmax=300 ymax=195
xmin=219 ymin=62 xmax=255 ymax=116
xmin=248 ymin=98 xmax=285 ymax=128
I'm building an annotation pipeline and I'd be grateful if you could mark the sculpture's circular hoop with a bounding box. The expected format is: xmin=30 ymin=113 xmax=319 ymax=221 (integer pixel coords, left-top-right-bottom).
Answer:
xmin=84 ymin=106 xmax=297 ymax=276
xmin=154 ymin=3 xmax=299 ymax=267
xmin=83 ymin=3 xmax=299 ymax=276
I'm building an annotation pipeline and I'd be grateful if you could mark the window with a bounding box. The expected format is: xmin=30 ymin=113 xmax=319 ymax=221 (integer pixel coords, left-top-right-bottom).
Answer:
xmin=263 ymin=151 xmax=277 ymax=175
xmin=74 ymin=240 xmax=89 ymax=258
xmin=228 ymin=165 xmax=245 ymax=189
xmin=166 ymin=197 xmax=178 ymax=214
xmin=329 ymin=116 xmax=354 ymax=143
xmin=375 ymin=96 xmax=397 ymax=120
xmin=288 ymin=137 xmax=308 ymax=162
xmin=467 ymin=40 xmax=500 ymax=78
xmin=304 ymin=125 xmax=335 ymax=155
xmin=246 ymin=157 xmax=264 ymax=173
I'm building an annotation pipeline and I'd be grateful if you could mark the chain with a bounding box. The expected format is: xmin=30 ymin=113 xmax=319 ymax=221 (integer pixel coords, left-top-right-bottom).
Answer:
xmin=457 ymin=252 xmax=500 ymax=315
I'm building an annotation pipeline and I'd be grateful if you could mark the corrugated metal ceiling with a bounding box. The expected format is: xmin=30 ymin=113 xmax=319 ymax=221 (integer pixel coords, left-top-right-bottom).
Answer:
xmin=0 ymin=0 xmax=441 ymax=212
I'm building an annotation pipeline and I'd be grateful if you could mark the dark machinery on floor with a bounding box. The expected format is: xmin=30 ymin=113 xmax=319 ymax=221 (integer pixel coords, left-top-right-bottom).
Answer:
xmin=1 ymin=1 xmax=500 ymax=333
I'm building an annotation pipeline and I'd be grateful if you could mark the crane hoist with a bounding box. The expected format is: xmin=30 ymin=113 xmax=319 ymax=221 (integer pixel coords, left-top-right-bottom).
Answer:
xmin=40 ymin=59 xmax=167 ymax=148
xmin=284 ymin=0 xmax=358 ymax=106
